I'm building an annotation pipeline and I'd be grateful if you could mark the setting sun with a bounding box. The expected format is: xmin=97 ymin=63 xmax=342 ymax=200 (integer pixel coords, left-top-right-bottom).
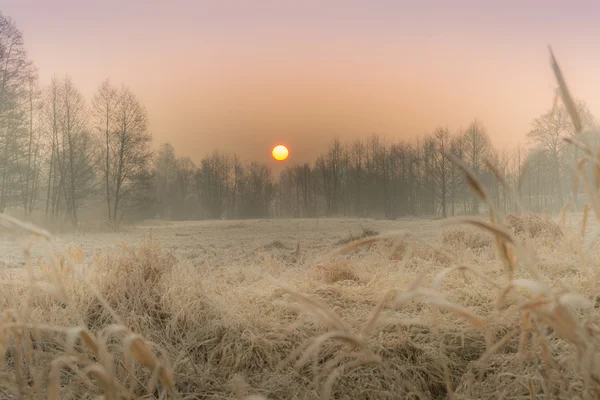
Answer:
xmin=272 ymin=144 xmax=289 ymax=161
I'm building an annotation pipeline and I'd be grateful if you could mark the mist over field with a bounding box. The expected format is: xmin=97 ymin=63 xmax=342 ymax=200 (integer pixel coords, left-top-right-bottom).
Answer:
xmin=2 ymin=2 xmax=600 ymax=399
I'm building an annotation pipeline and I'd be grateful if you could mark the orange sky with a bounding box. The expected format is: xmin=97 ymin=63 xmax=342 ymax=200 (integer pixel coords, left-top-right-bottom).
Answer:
xmin=4 ymin=0 xmax=600 ymax=169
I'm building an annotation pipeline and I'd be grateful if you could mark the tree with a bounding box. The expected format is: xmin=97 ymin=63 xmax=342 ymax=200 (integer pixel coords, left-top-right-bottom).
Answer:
xmin=60 ymin=76 xmax=93 ymax=227
xmin=109 ymin=85 xmax=153 ymax=226
xmin=91 ymin=79 xmax=119 ymax=221
xmin=348 ymin=139 xmax=365 ymax=215
xmin=154 ymin=142 xmax=178 ymax=218
xmin=174 ymin=156 xmax=196 ymax=219
xmin=433 ymin=126 xmax=452 ymax=217
xmin=527 ymin=106 xmax=570 ymax=207
xmin=21 ymin=67 xmax=43 ymax=216
xmin=175 ymin=157 xmax=195 ymax=202
xmin=318 ymin=138 xmax=344 ymax=216
xmin=239 ymin=161 xmax=274 ymax=218
xmin=449 ymin=135 xmax=465 ymax=215
xmin=40 ymin=76 xmax=98 ymax=226
xmin=463 ymin=118 xmax=491 ymax=214
xmin=153 ymin=143 xmax=196 ymax=219
xmin=560 ymin=100 xmax=597 ymax=206
xmin=44 ymin=76 xmax=60 ymax=219
xmin=195 ymin=150 xmax=230 ymax=219
xmin=0 ymin=13 xmax=33 ymax=212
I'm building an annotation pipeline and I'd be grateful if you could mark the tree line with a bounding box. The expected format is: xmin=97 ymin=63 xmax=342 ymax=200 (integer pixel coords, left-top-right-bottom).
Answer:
xmin=2 ymin=11 xmax=598 ymax=227
xmin=168 ymin=108 xmax=596 ymax=221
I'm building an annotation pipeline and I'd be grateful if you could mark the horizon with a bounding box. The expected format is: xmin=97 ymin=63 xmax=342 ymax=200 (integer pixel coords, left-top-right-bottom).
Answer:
xmin=4 ymin=0 xmax=600 ymax=170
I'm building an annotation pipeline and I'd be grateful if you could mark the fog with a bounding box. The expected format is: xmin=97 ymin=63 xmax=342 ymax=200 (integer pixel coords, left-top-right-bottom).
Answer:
xmin=4 ymin=0 xmax=600 ymax=168
xmin=4 ymin=2 xmax=600 ymax=399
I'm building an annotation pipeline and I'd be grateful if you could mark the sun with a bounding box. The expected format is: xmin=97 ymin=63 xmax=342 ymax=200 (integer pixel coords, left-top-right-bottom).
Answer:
xmin=272 ymin=144 xmax=289 ymax=161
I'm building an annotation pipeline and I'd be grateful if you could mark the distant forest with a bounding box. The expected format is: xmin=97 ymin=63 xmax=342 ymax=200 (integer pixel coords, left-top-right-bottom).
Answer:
xmin=1 ymin=11 xmax=598 ymax=228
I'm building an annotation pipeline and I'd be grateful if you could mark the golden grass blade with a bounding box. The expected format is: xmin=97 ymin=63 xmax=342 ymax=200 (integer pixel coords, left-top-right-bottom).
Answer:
xmin=393 ymin=290 xmax=422 ymax=307
xmin=560 ymin=202 xmax=571 ymax=228
xmin=271 ymin=279 xmax=349 ymax=331
xmin=484 ymin=157 xmax=508 ymax=189
xmin=582 ymin=203 xmax=589 ymax=237
xmin=549 ymin=46 xmax=582 ymax=133
xmin=558 ymin=293 xmax=593 ymax=310
xmin=457 ymin=265 xmax=505 ymax=289
xmin=442 ymin=216 xmax=514 ymax=244
xmin=499 ymin=241 xmax=516 ymax=280
xmin=527 ymin=379 xmax=535 ymax=399
xmin=442 ymin=151 xmax=490 ymax=203
xmin=516 ymin=298 xmax=553 ymax=311
xmin=394 ymin=287 xmax=442 ymax=307
xmin=82 ymin=365 xmax=113 ymax=394
xmin=531 ymin=323 xmax=558 ymax=370
xmin=518 ymin=311 xmax=532 ymax=360
xmin=125 ymin=335 xmax=158 ymax=370
xmin=80 ymin=330 xmax=100 ymax=356
xmin=564 ymin=137 xmax=593 ymax=157
xmin=431 ymin=266 xmax=462 ymax=290
xmin=49 ymin=356 xmax=80 ymax=400
xmin=476 ymin=328 xmax=520 ymax=369
xmin=294 ymin=331 xmax=365 ymax=369
xmin=533 ymin=308 xmax=584 ymax=347
xmin=320 ymin=356 xmax=380 ymax=400
xmin=510 ymin=279 xmax=550 ymax=295
xmin=0 ymin=213 xmax=51 ymax=239
xmin=467 ymin=176 xmax=487 ymax=202
xmin=327 ymin=230 xmax=407 ymax=257
xmin=421 ymin=297 xmax=486 ymax=331
xmin=577 ymin=166 xmax=600 ymax=221
xmin=276 ymin=338 xmax=314 ymax=372
xmin=361 ymin=290 xmax=393 ymax=335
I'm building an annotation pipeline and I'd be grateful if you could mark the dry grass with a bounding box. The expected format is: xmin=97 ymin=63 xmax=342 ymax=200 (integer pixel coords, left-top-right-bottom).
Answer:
xmin=0 ymin=202 xmax=597 ymax=399
xmin=0 ymin=47 xmax=599 ymax=399
xmin=442 ymin=226 xmax=494 ymax=250
xmin=504 ymin=213 xmax=564 ymax=239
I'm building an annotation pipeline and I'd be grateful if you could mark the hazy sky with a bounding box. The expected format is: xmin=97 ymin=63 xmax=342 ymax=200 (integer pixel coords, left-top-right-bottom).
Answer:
xmin=4 ymin=0 xmax=600 ymax=169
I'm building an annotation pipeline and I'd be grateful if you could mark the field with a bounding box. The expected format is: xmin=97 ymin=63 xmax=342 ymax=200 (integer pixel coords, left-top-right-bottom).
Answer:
xmin=0 ymin=212 xmax=598 ymax=399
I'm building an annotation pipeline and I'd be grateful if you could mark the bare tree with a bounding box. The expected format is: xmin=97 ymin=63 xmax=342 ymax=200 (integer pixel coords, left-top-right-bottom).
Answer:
xmin=60 ymin=76 xmax=95 ymax=227
xmin=175 ymin=157 xmax=195 ymax=202
xmin=560 ymin=100 xmax=597 ymax=206
xmin=21 ymin=67 xmax=43 ymax=216
xmin=449 ymin=134 xmax=465 ymax=215
xmin=195 ymin=150 xmax=230 ymax=219
xmin=463 ymin=118 xmax=491 ymax=214
xmin=433 ymin=126 xmax=451 ymax=217
xmin=43 ymin=76 xmax=60 ymax=219
xmin=109 ymin=85 xmax=153 ymax=226
xmin=154 ymin=142 xmax=178 ymax=218
xmin=317 ymin=138 xmax=344 ymax=216
xmin=0 ymin=13 xmax=33 ymax=212
xmin=527 ymin=106 xmax=570 ymax=206
xmin=91 ymin=79 xmax=119 ymax=221
xmin=239 ymin=161 xmax=274 ymax=218
xmin=348 ymin=139 xmax=364 ymax=215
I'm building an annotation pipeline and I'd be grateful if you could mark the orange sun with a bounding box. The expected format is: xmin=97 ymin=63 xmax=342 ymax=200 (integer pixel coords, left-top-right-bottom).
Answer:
xmin=272 ymin=144 xmax=289 ymax=161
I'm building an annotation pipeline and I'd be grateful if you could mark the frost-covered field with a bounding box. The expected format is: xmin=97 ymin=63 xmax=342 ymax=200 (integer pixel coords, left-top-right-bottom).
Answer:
xmin=0 ymin=217 xmax=439 ymax=269
xmin=0 ymin=213 xmax=599 ymax=399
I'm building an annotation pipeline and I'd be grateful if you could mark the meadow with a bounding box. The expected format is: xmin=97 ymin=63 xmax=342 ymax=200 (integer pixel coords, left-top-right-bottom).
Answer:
xmin=0 ymin=206 xmax=597 ymax=399
xmin=1 ymin=5 xmax=599 ymax=399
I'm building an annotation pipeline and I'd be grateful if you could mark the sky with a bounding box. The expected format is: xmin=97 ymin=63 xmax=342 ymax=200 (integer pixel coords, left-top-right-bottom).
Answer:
xmin=3 ymin=0 xmax=600 ymax=170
